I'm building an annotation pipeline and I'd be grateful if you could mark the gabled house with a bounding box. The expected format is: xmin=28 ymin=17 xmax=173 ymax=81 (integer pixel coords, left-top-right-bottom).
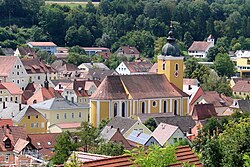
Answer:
xmin=78 ymin=63 xmax=110 ymax=73
xmin=191 ymin=104 xmax=217 ymax=121
xmin=115 ymin=61 xmax=153 ymax=75
xmin=100 ymin=125 xmax=133 ymax=150
xmin=49 ymin=122 xmax=82 ymax=133
xmin=21 ymin=58 xmax=58 ymax=86
xmin=232 ymin=80 xmax=250 ymax=99
xmin=106 ymin=117 xmax=152 ymax=138
xmin=0 ymin=102 xmax=47 ymax=134
xmin=127 ymin=130 xmax=159 ymax=147
xmin=183 ymin=78 xmax=200 ymax=103
xmin=0 ymin=56 xmax=29 ymax=90
xmin=115 ymin=46 xmax=140 ymax=59
xmin=188 ymin=35 xmax=215 ymax=58
xmin=61 ymin=80 xmax=100 ymax=104
xmin=51 ymin=60 xmax=78 ymax=79
xmin=151 ymin=123 xmax=187 ymax=146
xmin=14 ymin=47 xmax=37 ymax=58
xmin=27 ymin=42 xmax=57 ymax=54
xmin=229 ymin=99 xmax=250 ymax=113
xmin=32 ymin=97 xmax=89 ymax=129
xmin=81 ymin=47 xmax=110 ymax=56
xmin=0 ymin=82 xmax=23 ymax=103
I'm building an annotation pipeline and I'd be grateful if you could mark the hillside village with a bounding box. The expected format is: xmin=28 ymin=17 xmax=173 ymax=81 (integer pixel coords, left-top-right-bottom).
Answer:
xmin=0 ymin=0 xmax=250 ymax=167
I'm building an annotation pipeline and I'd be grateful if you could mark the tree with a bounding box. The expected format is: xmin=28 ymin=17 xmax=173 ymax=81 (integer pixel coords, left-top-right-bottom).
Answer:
xmin=36 ymin=50 xmax=56 ymax=64
xmin=206 ymin=47 xmax=218 ymax=62
xmin=214 ymin=53 xmax=235 ymax=78
xmin=68 ymin=46 xmax=86 ymax=55
xmin=183 ymin=31 xmax=193 ymax=48
xmin=52 ymin=131 xmax=78 ymax=165
xmin=126 ymin=144 xmax=176 ymax=167
xmin=67 ymin=53 xmax=91 ymax=66
xmin=94 ymin=142 xmax=124 ymax=156
xmin=143 ymin=118 xmax=157 ymax=132
xmin=77 ymin=122 xmax=101 ymax=152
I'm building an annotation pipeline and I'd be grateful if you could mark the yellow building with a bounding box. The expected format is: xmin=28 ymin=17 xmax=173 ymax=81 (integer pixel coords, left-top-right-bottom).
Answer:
xmin=90 ymin=27 xmax=189 ymax=127
xmin=0 ymin=102 xmax=47 ymax=133
xmin=236 ymin=57 xmax=250 ymax=77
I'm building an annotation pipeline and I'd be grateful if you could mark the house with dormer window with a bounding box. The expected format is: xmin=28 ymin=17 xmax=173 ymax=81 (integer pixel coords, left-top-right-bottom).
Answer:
xmin=115 ymin=46 xmax=140 ymax=59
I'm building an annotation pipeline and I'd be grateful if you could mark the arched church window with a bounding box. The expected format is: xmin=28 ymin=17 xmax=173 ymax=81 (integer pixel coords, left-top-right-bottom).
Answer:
xmin=141 ymin=102 xmax=145 ymax=114
xmin=122 ymin=102 xmax=126 ymax=117
xmin=175 ymin=63 xmax=179 ymax=71
xmin=114 ymin=103 xmax=118 ymax=117
xmin=174 ymin=100 xmax=178 ymax=115
xmin=163 ymin=100 xmax=167 ymax=113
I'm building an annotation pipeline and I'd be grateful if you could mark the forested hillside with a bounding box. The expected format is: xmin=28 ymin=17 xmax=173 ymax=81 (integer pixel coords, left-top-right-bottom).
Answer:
xmin=0 ymin=0 xmax=250 ymax=57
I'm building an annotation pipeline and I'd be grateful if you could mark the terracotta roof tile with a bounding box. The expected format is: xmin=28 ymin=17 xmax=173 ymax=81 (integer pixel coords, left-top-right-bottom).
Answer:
xmin=232 ymin=80 xmax=250 ymax=92
xmin=0 ymin=56 xmax=17 ymax=76
xmin=188 ymin=41 xmax=211 ymax=51
xmin=81 ymin=146 xmax=203 ymax=167
xmin=202 ymin=91 xmax=233 ymax=107
xmin=0 ymin=119 xmax=13 ymax=126
xmin=28 ymin=42 xmax=57 ymax=47
xmin=192 ymin=104 xmax=217 ymax=120
xmin=120 ymin=46 xmax=140 ymax=54
xmin=0 ymin=82 xmax=23 ymax=95
xmin=28 ymin=133 xmax=60 ymax=150
xmin=17 ymin=47 xmax=36 ymax=57
xmin=123 ymin=61 xmax=153 ymax=73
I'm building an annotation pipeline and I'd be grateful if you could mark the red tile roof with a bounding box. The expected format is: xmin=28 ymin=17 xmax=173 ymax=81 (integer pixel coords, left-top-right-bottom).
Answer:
xmin=28 ymin=42 xmax=57 ymax=47
xmin=202 ymin=91 xmax=233 ymax=107
xmin=191 ymin=104 xmax=217 ymax=121
xmin=81 ymin=145 xmax=203 ymax=167
xmin=21 ymin=58 xmax=57 ymax=74
xmin=0 ymin=82 xmax=23 ymax=95
xmin=28 ymin=133 xmax=60 ymax=150
xmin=119 ymin=46 xmax=140 ymax=54
xmin=56 ymin=122 xmax=81 ymax=129
xmin=188 ymin=41 xmax=211 ymax=51
xmin=0 ymin=56 xmax=17 ymax=76
xmin=0 ymin=119 xmax=13 ymax=127
xmin=91 ymin=74 xmax=189 ymax=100
xmin=17 ymin=47 xmax=37 ymax=57
xmin=232 ymin=80 xmax=250 ymax=92
xmin=123 ymin=61 xmax=153 ymax=73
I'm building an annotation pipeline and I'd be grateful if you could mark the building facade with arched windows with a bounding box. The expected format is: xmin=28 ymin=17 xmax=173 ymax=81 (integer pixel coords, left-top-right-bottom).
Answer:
xmin=90 ymin=26 xmax=189 ymax=127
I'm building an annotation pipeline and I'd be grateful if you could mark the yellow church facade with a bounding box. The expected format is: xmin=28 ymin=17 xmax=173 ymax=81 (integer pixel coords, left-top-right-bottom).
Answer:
xmin=90 ymin=26 xmax=189 ymax=127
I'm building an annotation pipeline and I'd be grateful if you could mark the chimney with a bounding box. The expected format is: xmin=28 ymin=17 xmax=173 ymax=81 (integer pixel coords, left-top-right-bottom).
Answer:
xmin=3 ymin=102 xmax=5 ymax=109
xmin=19 ymin=103 xmax=22 ymax=111
xmin=188 ymin=127 xmax=192 ymax=134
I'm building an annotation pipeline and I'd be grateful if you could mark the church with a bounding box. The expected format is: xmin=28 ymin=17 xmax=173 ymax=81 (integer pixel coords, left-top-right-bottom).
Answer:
xmin=90 ymin=27 xmax=189 ymax=127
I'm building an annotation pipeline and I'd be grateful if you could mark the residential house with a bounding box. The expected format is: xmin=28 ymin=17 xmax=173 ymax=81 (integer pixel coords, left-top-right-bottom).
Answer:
xmin=51 ymin=60 xmax=78 ymax=79
xmin=49 ymin=122 xmax=81 ymax=133
xmin=78 ymin=63 xmax=110 ymax=73
xmin=0 ymin=82 xmax=23 ymax=103
xmin=32 ymin=97 xmax=89 ymax=129
xmin=188 ymin=35 xmax=215 ymax=58
xmin=154 ymin=116 xmax=196 ymax=136
xmin=28 ymin=133 xmax=60 ymax=159
xmin=21 ymin=58 xmax=58 ymax=85
xmin=79 ymin=69 xmax=117 ymax=82
xmin=14 ymin=47 xmax=37 ymax=58
xmin=191 ymin=104 xmax=217 ymax=121
xmin=53 ymin=81 xmax=72 ymax=94
xmin=229 ymin=78 xmax=250 ymax=88
xmin=151 ymin=123 xmax=187 ymax=146
xmin=0 ymin=125 xmax=39 ymax=166
xmin=115 ymin=46 xmax=140 ymax=59
xmin=81 ymin=145 xmax=203 ymax=167
xmin=55 ymin=47 xmax=69 ymax=60
xmin=0 ymin=48 xmax=14 ymax=56
xmin=27 ymin=42 xmax=57 ymax=54
xmin=229 ymin=99 xmax=250 ymax=113
xmin=27 ymin=81 xmax=62 ymax=105
xmin=183 ymin=78 xmax=200 ymax=103
xmin=192 ymin=91 xmax=233 ymax=116
xmin=106 ymin=117 xmax=152 ymax=138
xmin=81 ymin=47 xmax=110 ymax=56
xmin=127 ymin=130 xmax=159 ymax=147
xmin=100 ymin=125 xmax=133 ymax=150
xmin=0 ymin=56 xmax=29 ymax=90
xmin=115 ymin=61 xmax=153 ymax=75
xmin=22 ymin=82 xmax=42 ymax=104
xmin=0 ymin=102 xmax=47 ymax=134
xmin=62 ymin=80 xmax=100 ymax=104
xmin=232 ymin=80 xmax=250 ymax=99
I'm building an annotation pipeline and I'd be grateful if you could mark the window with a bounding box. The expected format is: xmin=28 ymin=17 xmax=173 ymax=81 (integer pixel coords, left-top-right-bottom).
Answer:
xmin=0 ymin=98 xmax=2 ymax=102
xmin=38 ymin=76 xmax=40 ymax=80
xmin=175 ymin=64 xmax=179 ymax=71
xmin=71 ymin=97 xmax=74 ymax=103
xmin=163 ymin=100 xmax=167 ymax=113
xmin=41 ymin=122 xmax=45 ymax=128
xmin=28 ymin=116 xmax=30 ymax=119
xmin=173 ymin=138 xmax=178 ymax=143
xmin=139 ymin=129 xmax=143 ymax=133
xmin=64 ymin=113 xmax=67 ymax=119
xmin=17 ymin=80 xmax=19 ymax=84
xmin=36 ymin=115 xmax=38 ymax=119
xmin=10 ymin=97 xmax=13 ymax=101
xmin=48 ymin=141 xmax=51 ymax=145
xmin=114 ymin=103 xmax=118 ymax=117
xmin=162 ymin=63 xmax=166 ymax=70
xmin=56 ymin=114 xmax=59 ymax=119
xmin=174 ymin=100 xmax=178 ymax=115
xmin=15 ymin=97 xmax=18 ymax=101
xmin=72 ymin=113 xmax=74 ymax=118
xmin=35 ymin=123 xmax=39 ymax=128
xmin=5 ymin=139 xmax=11 ymax=148
xmin=122 ymin=102 xmax=126 ymax=117
xmin=79 ymin=112 xmax=82 ymax=118
xmin=37 ymin=142 xmax=41 ymax=146
xmin=141 ymin=102 xmax=145 ymax=114
xmin=5 ymin=97 xmax=7 ymax=101
xmin=152 ymin=101 xmax=157 ymax=107
xmin=31 ymin=123 xmax=34 ymax=128
xmin=33 ymin=100 xmax=37 ymax=104
xmin=17 ymin=72 xmax=19 ymax=75
xmin=5 ymin=154 xmax=9 ymax=162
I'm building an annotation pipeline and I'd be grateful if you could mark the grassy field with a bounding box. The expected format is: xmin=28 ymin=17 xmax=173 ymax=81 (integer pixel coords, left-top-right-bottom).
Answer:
xmin=45 ymin=1 xmax=99 ymax=7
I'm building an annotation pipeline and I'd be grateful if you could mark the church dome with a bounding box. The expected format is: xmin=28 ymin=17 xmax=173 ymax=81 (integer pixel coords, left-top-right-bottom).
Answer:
xmin=161 ymin=26 xmax=180 ymax=57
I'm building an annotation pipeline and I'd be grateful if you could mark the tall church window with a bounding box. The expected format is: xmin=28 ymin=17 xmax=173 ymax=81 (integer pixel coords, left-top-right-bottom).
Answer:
xmin=163 ymin=100 xmax=167 ymax=113
xmin=142 ymin=102 xmax=145 ymax=114
xmin=174 ymin=100 xmax=178 ymax=115
xmin=163 ymin=63 xmax=166 ymax=70
xmin=175 ymin=63 xmax=179 ymax=71
xmin=122 ymin=102 xmax=126 ymax=117
xmin=114 ymin=103 xmax=118 ymax=117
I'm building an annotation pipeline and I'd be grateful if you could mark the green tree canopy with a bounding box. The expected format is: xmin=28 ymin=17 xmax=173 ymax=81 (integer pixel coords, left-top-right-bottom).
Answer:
xmin=214 ymin=53 xmax=235 ymax=78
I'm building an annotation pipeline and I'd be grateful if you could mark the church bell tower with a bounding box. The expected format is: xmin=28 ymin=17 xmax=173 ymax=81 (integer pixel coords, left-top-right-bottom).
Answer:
xmin=157 ymin=25 xmax=184 ymax=90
